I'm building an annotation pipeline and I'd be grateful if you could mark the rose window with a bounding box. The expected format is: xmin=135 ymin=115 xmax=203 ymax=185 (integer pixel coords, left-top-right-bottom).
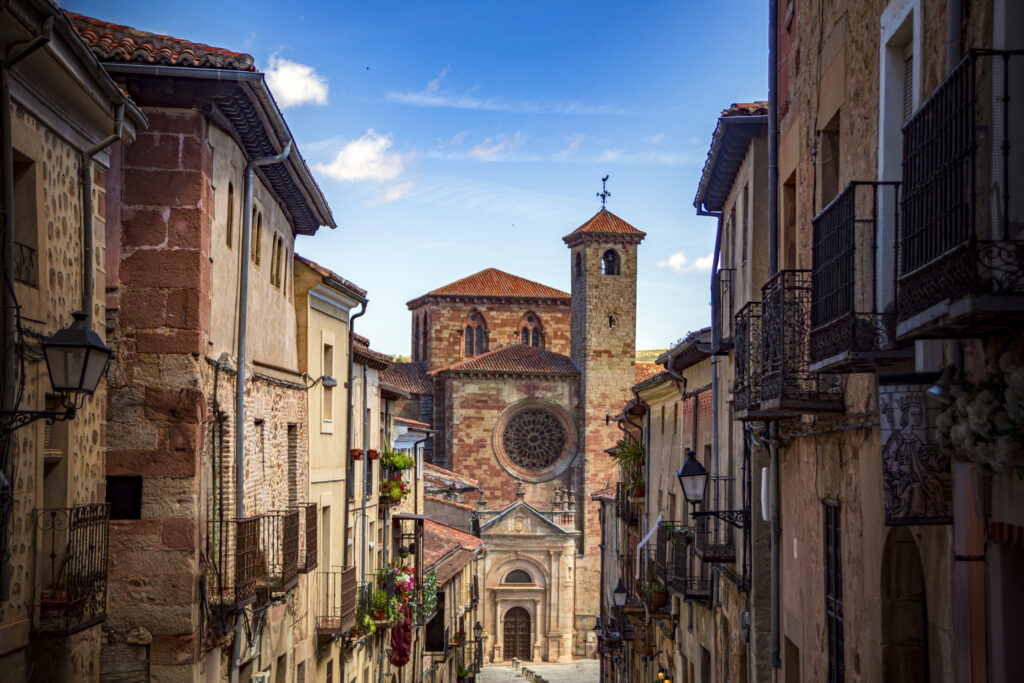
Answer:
xmin=501 ymin=408 xmax=567 ymax=470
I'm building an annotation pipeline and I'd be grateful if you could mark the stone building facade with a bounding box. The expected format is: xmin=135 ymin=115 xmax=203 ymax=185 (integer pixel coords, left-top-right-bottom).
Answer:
xmin=68 ymin=12 xmax=335 ymax=681
xmin=0 ymin=2 xmax=144 ymax=680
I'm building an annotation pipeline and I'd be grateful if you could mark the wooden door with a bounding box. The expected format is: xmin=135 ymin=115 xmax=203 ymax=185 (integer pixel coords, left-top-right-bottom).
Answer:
xmin=503 ymin=607 xmax=531 ymax=661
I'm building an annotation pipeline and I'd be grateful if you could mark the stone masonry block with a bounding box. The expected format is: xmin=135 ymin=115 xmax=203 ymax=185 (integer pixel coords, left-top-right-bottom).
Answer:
xmin=123 ymin=169 xmax=201 ymax=208
xmin=121 ymin=249 xmax=201 ymax=289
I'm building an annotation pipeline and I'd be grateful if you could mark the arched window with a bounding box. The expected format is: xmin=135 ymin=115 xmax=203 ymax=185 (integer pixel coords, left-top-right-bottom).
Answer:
xmin=251 ymin=210 xmax=263 ymax=265
xmin=517 ymin=313 xmax=544 ymax=349
xmin=464 ymin=311 xmax=488 ymax=357
xmin=601 ymin=249 xmax=620 ymax=275
xmin=575 ymin=252 xmax=582 ymax=277
xmin=271 ymin=235 xmax=280 ymax=286
xmin=505 ymin=569 xmax=532 ymax=584
xmin=226 ymin=182 xmax=234 ymax=247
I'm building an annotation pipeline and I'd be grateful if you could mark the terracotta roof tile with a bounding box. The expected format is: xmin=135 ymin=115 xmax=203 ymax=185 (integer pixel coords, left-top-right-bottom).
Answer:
xmin=353 ymin=344 xmax=391 ymax=369
xmin=354 ymin=334 xmax=370 ymax=347
xmin=394 ymin=416 xmax=431 ymax=430
xmin=423 ymin=463 xmax=480 ymax=491
xmin=423 ymin=520 xmax=483 ymax=582
xmin=634 ymin=361 xmax=662 ymax=385
xmin=295 ymin=254 xmax=367 ymax=298
xmin=562 ymin=208 xmax=646 ymax=245
xmin=722 ymin=101 xmax=769 ymax=117
xmin=430 ymin=343 xmax=579 ymax=378
xmin=694 ymin=101 xmax=769 ymax=213
xmin=408 ymin=268 xmax=568 ymax=307
xmin=67 ymin=12 xmax=256 ymax=71
xmin=381 ymin=362 xmax=433 ymax=396
xmin=590 ymin=485 xmax=617 ymax=502
xmin=424 ymin=495 xmax=474 ymax=511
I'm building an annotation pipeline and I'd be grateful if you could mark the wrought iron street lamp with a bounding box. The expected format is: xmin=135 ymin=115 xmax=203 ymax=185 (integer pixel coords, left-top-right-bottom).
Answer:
xmin=675 ymin=449 xmax=749 ymax=529
xmin=613 ymin=579 xmax=627 ymax=607
xmin=2 ymin=311 xmax=111 ymax=432
xmin=468 ymin=620 xmax=484 ymax=672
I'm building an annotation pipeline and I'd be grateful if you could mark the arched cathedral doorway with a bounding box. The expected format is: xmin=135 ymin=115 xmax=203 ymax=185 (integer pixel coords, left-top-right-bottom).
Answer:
xmin=503 ymin=607 xmax=532 ymax=661
xmin=882 ymin=527 xmax=929 ymax=681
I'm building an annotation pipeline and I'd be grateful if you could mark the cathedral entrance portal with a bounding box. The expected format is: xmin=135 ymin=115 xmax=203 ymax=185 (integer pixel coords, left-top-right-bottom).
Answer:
xmin=503 ymin=607 xmax=532 ymax=661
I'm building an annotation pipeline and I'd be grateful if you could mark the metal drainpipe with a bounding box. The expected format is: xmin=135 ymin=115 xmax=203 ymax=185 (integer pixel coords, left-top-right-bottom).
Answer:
xmin=361 ymin=361 xmax=369 ymax=587
xmin=768 ymin=0 xmax=781 ymax=672
xmin=1 ymin=16 xmax=52 ymax=602
xmin=80 ymin=103 xmax=124 ymax=319
xmin=711 ymin=213 xmax=723 ymax=480
xmin=340 ymin=301 xmax=364 ymax=683
xmin=230 ymin=139 xmax=292 ymax=683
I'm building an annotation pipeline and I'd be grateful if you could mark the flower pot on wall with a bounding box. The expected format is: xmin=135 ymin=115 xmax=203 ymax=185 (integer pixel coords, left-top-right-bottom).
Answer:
xmin=368 ymin=449 xmax=379 ymax=460
xmin=351 ymin=449 xmax=363 ymax=461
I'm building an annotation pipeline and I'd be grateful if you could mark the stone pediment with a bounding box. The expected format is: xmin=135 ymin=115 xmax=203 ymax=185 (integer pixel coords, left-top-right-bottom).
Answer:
xmin=480 ymin=501 xmax=572 ymax=537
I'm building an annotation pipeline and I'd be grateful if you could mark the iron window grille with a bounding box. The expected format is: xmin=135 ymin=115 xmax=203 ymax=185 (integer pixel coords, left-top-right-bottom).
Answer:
xmin=694 ymin=476 xmax=736 ymax=563
xmin=14 ymin=241 xmax=37 ymax=286
xmin=33 ymin=504 xmax=109 ymax=634
xmin=293 ymin=502 xmax=318 ymax=573
xmin=824 ymin=502 xmax=846 ymax=683
xmin=761 ymin=270 xmax=843 ymax=414
xmin=206 ymin=515 xmax=262 ymax=609
xmin=260 ymin=509 xmax=300 ymax=593
xmin=315 ymin=566 xmax=357 ymax=635
xmin=811 ymin=182 xmax=908 ymax=370
xmin=732 ymin=302 xmax=763 ymax=416
xmin=898 ymin=50 xmax=1024 ymax=332
xmin=711 ymin=268 xmax=735 ymax=354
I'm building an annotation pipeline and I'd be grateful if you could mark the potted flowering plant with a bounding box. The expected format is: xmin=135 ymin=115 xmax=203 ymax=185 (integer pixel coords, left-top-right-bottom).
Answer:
xmin=398 ymin=545 xmax=410 ymax=559
xmin=381 ymin=448 xmax=415 ymax=472
xmin=452 ymin=629 xmax=465 ymax=646
xmin=457 ymin=664 xmax=471 ymax=683
xmin=380 ymin=476 xmax=409 ymax=505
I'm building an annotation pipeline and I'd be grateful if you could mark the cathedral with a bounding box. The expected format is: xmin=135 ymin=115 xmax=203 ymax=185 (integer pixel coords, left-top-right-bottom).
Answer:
xmin=387 ymin=208 xmax=650 ymax=662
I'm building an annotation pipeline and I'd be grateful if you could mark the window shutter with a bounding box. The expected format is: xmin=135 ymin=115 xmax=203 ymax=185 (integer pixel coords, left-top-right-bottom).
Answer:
xmin=902 ymin=50 xmax=914 ymax=122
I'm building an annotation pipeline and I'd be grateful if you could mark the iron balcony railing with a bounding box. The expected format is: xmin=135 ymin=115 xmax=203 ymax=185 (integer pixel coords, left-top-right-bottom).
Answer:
xmin=294 ymin=502 xmax=318 ymax=574
xmin=761 ymin=271 xmax=844 ymax=414
xmin=669 ymin=531 xmax=711 ymax=601
xmin=615 ymin=483 xmax=639 ymax=524
xmin=733 ymin=302 xmax=762 ymax=415
xmin=811 ymin=182 xmax=908 ymax=371
xmin=694 ymin=476 xmax=736 ymax=564
xmin=711 ymin=268 xmax=735 ymax=354
xmin=259 ymin=510 xmax=299 ymax=593
xmin=14 ymin=241 xmax=37 ymax=286
xmin=33 ymin=504 xmax=109 ymax=634
xmin=899 ymin=50 xmax=1024 ymax=333
xmin=207 ymin=516 xmax=261 ymax=609
xmin=315 ymin=566 xmax=357 ymax=635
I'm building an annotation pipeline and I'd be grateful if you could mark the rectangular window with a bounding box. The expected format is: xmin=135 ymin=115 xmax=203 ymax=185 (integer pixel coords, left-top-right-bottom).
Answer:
xmin=13 ymin=152 xmax=38 ymax=287
xmin=365 ymin=408 xmax=373 ymax=496
xmin=107 ymin=476 xmax=142 ymax=520
xmin=742 ymin=183 xmax=750 ymax=263
xmin=824 ymin=501 xmax=845 ymax=683
xmin=818 ymin=113 xmax=841 ymax=210
xmin=782 ymin=173 xmax=797 ymax=269
xmin=287 ymin=424 xmax=298 ymax=506
xmin=226 ymin=182 xmax=234 ymax=248
xmin=322 ymin=343 xmax=334 ymax=426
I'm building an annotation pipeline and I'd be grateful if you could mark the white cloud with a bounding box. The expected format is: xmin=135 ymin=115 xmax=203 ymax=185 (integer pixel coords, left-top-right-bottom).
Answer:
xmin=367 ymin=181 xmax=416 ymax=206
xmin=266 ymin=56 xmax=329 ymax=109
xmin=657 ymin=250 xmax=714 ymax=274
xmin=466 ymin=132 xmax=523 ymax=160
xmin=315 ymin=130 xmax=405 ymax=182
xmin=388 ymin=70 xmax=625 ymax=115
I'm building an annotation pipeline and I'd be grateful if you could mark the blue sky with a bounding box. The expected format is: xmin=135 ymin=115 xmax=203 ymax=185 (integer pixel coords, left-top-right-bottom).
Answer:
xmin=68 ymin=1 xmax=767 ymax=355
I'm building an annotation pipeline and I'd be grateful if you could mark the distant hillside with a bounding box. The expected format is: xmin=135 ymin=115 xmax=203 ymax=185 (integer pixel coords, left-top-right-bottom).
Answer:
xmin=392 ymin=355 xmax=411 ymax=363
xmin=636 ymin=349 xmax=667 ymax=363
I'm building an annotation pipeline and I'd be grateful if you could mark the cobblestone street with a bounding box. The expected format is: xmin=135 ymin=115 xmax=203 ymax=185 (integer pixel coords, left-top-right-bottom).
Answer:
xmin=479 ymin=661 xmax=600 ymax=683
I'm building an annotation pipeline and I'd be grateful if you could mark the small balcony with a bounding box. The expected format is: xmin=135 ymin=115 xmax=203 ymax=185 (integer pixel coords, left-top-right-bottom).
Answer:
xmin=711 ymin=268 xmax=735 ymax=354
xmin=294 ymin=502 xmax=318 ymax=574
xmin=694 ymin=477 xmax=736 ymax=564
xmin=732 ymin=302 xmax=763 ymax=419
xmin=207 ymin=516 xmax=262 ymax=610
xmin=33 ymin=504 xmax=109 ymax=635
xmin=669 ymin=532 xmax=711 ymax=602
xmin=898 ymin=50 xmax=1024 ymax=339
xmin=258 ymin=510 xmax=300 ymax=594
xmin=615 ymin=483 xmax=639 ymax=524
xmin=810 ymin=182 xmax=912 ymax=372
xmin=761 ymin=271 xmax=844 ymax=415
xmin=315 ymin=566 xmax=357 ymax=636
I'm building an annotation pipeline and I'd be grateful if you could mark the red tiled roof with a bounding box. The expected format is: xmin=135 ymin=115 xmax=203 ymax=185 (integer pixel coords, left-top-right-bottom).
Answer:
xmin=423 ymin=520 xmax=483 ymax=583
xmin=423 ymin=463 xmax=480 ymax=491
xmin=562 ymin=208 xmax=646 ymax=245
xmin=353 ymin=344 xmax=391 ymax=369
xmin=694 ymin=101 xmax=769 ymax=213
xmin=430 ymin=343 xmax=579 ymax=378
xmin=381 ymin=362 xmax=433 ymax=396
xmin=409 ymin=268 xmax=569 ymax=307
xmin=395 ymin=416 xmax=431 ymax=430
xmin=354 ymin=334 xmax=371 ymax=347
xmin=424 ymin=495 xmax=474 ymax=511
xmin=591 ymin=485 xmax=617 ymax=502
xmin=67 ymin=12 xmax=257 ymax=71
xmin=634 ymin=361 xmax=662 ymax=385
xmin=296 ymin=254 xmax=367 ymax=298
xmin=722 ymin=101 xmax=769 ymax=117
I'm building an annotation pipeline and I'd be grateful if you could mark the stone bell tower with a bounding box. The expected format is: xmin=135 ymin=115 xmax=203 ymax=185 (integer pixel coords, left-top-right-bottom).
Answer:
xmin=563 ymin=207 xmax=645 ymax=620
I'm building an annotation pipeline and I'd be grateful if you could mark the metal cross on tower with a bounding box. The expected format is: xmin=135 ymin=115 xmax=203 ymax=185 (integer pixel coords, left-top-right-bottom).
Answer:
xmin=597 ymin=175 xmax=610 ymax=207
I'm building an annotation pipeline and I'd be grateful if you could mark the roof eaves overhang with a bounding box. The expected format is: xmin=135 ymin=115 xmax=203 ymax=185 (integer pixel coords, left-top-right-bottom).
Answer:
xmin=102 ymin=62 xmax=335 ymax=236
xmin=405 ymin=293 xmax=571 ymax=310
xmin=693 ymin=114 xmax=767 ymax=214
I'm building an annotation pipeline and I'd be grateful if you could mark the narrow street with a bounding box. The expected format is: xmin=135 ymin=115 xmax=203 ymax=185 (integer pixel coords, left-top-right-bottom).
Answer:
xmin=479 ymin=661 xmax=600 ymax=683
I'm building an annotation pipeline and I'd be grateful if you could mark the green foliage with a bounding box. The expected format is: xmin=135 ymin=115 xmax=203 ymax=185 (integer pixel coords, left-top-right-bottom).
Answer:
xmin=635 ymin=349 xmax=668 ymax=362
xmin=421 ymin=569 xmax=438 ymax=616
xmin=381 ymin=448 xmax=416 ymax=471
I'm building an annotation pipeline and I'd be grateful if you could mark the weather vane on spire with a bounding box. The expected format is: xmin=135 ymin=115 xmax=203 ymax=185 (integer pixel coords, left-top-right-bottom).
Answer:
xmin=597 ymin=175 xmax=610 ymax=207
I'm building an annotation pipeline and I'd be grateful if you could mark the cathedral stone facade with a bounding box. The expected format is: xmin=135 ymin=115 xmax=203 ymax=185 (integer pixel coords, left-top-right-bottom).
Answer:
xmin=391 ymin=208 xmax=645 ymax=663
